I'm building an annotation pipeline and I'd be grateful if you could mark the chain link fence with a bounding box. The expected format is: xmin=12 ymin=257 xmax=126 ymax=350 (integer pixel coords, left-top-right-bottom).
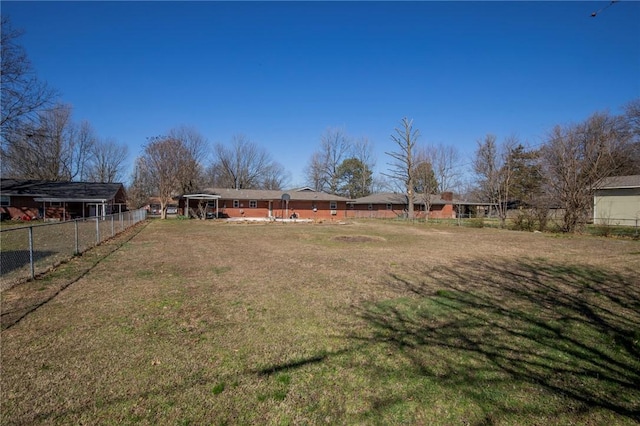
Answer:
xmin=1 ymin=209 xmax=147 ymax=291
xmin=589 ymin=217 xmax=640 ymax=238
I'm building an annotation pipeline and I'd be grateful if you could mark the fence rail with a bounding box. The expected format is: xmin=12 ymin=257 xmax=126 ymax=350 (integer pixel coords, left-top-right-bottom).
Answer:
xmin=0 ymin=209 xmax=147 ymax=291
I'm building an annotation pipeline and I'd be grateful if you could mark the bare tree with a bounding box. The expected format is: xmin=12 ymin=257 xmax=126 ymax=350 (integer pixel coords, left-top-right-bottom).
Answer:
xmin=474 ymin=134 xmax=519 ymax=227
xmin=305 ymin=127 xmax=352 ymax=194
xmin=622 ymin=98 xmax=640 ymax=174
xmin=86 ymin=138 xmax=128 ymax=183
xmin=168 ymin=126 xmax=208 ymax=193
xmin=413 ymin=149 xmax=439 ymax=220
xmin=70 ymin=120 xmax=96 ymax=181
xmin=428 ymin=143 xmax=462 ymax=192
xmin=127 ymin=157 xmax=155 ymax=209
xmin=304 ymin=151 xmax=325 ymax=191
xmin=351 ymin=137 xmax=376 ymax=195
xmin=261 ymin=161 xmax=290 ymax=190
xmin=371 ymin=174 xmax=393 ymax=193
xmin=624 ymin=98 xmax=640 ymax=138
xmin=209 ymin=134 xmax=284 ymax=189
xmin=384 ymin=117 xmax=420 ymax=219
xmin=474 ymin=134 xmax=499 ymax=201
xmin=541 ymin=112 xmax=633 ymax=232
xmin=2 ymin=104 xmax=95 ymax=181
xmin=1 ymin=16 xmax=57 ymax=143
xmin=135 ymin=136 xmax=193 ymax=219
xmin=42 ymin=104 xmax=75 ymax=180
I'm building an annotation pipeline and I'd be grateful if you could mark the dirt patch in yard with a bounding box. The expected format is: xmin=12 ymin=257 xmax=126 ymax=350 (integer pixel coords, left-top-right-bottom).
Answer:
xmin=332 ymin=235 xmax=386 ymax=243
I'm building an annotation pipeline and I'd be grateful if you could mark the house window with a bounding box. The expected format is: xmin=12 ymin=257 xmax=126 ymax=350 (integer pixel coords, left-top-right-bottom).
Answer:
xmin=386 ymin=204 xmax=392 ymax=210
xmin=330 ymin=201 xmax=337 ymax=210
xmin=233 ymin=200 xmax=239 ymax=208
xmin=0 ymin=195 xmax=9 ymax=206
xmin=249 ymin=200 xmax=257 ymax=208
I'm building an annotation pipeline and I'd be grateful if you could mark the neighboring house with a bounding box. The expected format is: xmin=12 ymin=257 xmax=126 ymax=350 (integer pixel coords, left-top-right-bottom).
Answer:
xmin=0 ymin=179 xmax=127 ymax=221
xmin=593 ymin=175 xmax=640 ymax=226
xmin=347 ymin=192 xmax=478 ymax=219
xmin=180 ymin=187 xmax=351 ymax=220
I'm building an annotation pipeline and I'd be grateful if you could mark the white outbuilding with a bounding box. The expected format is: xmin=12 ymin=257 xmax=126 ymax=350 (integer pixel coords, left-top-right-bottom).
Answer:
xmin=593 ymin=175 xmax=640 ymax=226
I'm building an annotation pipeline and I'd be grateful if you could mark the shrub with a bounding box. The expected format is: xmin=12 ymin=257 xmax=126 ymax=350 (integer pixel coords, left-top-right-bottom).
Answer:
xmin=593 ymin=224 xmax=611 ymax=237
xmin=512 ymin=211 xmax=537 ymax=232
xmin=468 ymin=217 xmax=484 ymax=228
xmin=533 ymin=208 xmax=550 ymax=232
xmin=510 ymin=208 xmax=550 ymax=233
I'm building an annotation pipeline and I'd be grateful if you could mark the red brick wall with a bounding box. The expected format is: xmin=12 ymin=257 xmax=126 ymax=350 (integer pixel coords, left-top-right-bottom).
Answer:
xmin=428 ymin=204 xmax=455 ymax=219
xmin=181 ymin=198 xmax=454 ymax=221
xmin=214 ymin=199 xmax=348 ymax=220
xmin=344 ymin=203 xmax=455 ymax=219
xmin=345 ymin=204 xmax=406 ymax=219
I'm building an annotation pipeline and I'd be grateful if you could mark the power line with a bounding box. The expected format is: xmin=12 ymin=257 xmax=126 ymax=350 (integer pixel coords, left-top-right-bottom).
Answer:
xmin=591 ymin=0 xmax=619 ymax=17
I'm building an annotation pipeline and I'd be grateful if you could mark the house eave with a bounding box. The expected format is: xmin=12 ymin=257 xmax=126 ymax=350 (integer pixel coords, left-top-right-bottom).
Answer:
xmin=34 ymin=197 xmax=111 ymax=203
xmin=596 ymin=185 xmax=640 ymax=190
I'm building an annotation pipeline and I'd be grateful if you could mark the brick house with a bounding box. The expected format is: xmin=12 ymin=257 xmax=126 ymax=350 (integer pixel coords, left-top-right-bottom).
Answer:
xmin=0 ymin=179 xmax=127 ymax=221
xmin=181 ymin=187 xmax=351 ymax=220
xmin=346 ymin=192 xmax=462 ymax=219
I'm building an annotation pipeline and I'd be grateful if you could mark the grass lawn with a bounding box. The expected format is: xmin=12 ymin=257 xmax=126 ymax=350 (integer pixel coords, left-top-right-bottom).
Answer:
xmin=1 ymin=219 xmax=639 ymax=425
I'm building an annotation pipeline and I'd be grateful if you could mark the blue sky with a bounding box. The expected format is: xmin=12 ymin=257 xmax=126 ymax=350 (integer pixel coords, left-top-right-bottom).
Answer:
xmin=3 ymin=1 xmax=639 ymax=187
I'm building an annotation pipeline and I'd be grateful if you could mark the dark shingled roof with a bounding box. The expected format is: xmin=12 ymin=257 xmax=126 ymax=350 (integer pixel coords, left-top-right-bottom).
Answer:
xmin=0 ymin=179 xmax=125 ymax=201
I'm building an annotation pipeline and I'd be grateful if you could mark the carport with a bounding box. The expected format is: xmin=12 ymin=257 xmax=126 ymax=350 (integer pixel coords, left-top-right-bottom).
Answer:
xmin=34 ymin=197 xmax=123 ymax=220
xmin=183 ymin=194 xmax=221 ymax=219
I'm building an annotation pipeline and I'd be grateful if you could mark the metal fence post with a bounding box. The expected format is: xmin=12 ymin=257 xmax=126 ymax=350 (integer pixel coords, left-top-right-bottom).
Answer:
xmin=111 ymin=214 xmax=115 ymax=238
xmin=96 ymin=217 xmax=100 ymax=245
xmin=75 ymin=219 xmax=79 ymax=255
xmin=28 ymin=226 xmax=35 ymax=280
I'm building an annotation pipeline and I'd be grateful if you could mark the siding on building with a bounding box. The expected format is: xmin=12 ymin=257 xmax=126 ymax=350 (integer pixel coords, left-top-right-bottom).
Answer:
xmin=593 ymin=175 xmax=640 ymax=226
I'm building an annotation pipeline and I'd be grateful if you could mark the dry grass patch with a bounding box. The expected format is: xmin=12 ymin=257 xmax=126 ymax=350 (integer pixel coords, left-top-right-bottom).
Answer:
xmin=1 ymin=219 xmax=639 ymax=425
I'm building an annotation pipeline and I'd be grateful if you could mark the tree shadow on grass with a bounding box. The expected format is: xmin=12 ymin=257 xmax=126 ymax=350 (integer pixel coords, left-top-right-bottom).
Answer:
xmin=0 ymin=249 xmax=56 ymax=276
xmin=351 ymin=258 xmax=640 ymax=423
